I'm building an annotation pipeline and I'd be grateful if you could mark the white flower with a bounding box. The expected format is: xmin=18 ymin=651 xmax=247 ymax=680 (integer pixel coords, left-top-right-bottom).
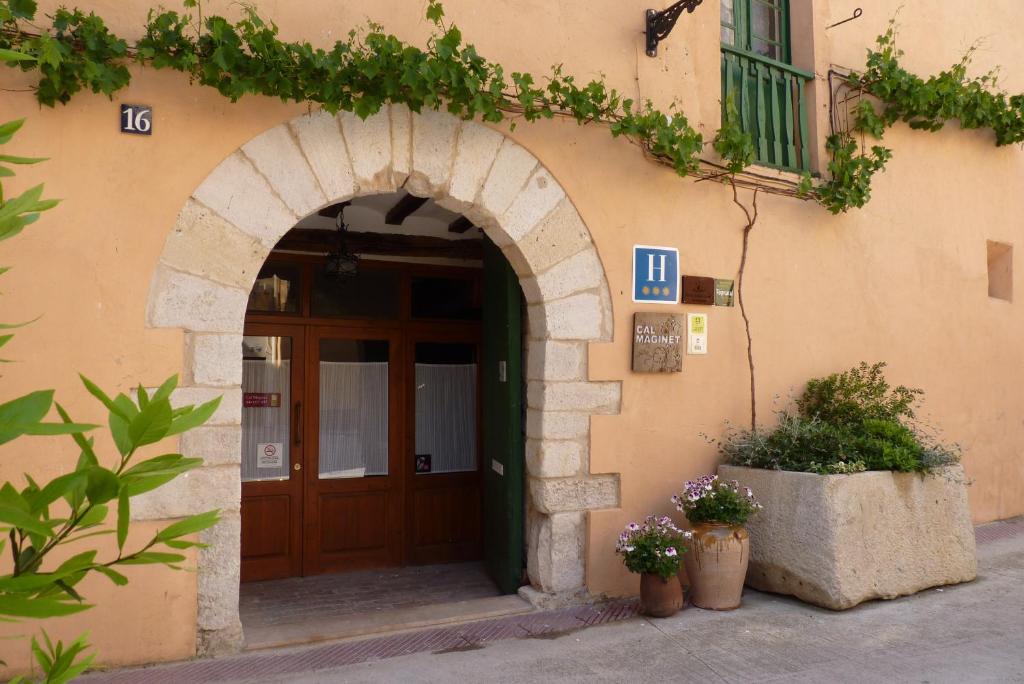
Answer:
xmin=665 ymin=547 xmax=677 ymax=557
xmin=624 ymin=545 xmax=635 ymax=553
xmin=628 ymin=522 xmax=640 ymax=531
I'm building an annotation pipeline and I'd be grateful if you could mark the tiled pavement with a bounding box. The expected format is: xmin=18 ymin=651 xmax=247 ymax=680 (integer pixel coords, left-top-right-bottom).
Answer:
xmin=81 ymin=519 xmax=1024 ymax=683
xmin=84 ymin=600 xmax=641 ymax=683
xmin=240 ymin=562 xmax=502 ymax=630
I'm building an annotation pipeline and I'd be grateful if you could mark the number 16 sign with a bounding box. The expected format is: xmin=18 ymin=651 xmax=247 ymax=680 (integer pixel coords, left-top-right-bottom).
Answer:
xmin=120 ymin=104 xmax=152 ymax=135
xmin=632 ymin=245 xmax=679 ymax=304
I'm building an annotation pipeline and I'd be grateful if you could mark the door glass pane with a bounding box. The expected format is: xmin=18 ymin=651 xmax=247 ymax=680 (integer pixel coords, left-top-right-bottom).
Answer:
xmin=415 ymin=343 xmax=477 ymax=475
xmin=248 ymin=264 xmax=300 ymax=313
xmin=410 ymin=277 xmax=481 ymax=320
xmin=311 ymin=266 xmax=399 ymax=319
xmin=319 ymin=339 xmax=389 ymax=479
xmin=242 ymin=336 xmax=292 ymax=482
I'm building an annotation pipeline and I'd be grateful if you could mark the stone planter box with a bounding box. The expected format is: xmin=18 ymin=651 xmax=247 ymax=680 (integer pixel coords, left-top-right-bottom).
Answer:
xmin=718 ymin=465 xmax=977 ymax=610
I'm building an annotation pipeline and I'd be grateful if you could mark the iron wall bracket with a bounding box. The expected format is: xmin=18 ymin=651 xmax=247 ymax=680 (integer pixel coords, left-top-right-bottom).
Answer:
xmin=645 ymin=0 xmax=705 ymax=58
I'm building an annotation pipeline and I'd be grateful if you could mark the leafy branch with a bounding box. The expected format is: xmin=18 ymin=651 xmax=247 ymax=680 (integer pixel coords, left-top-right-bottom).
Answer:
xmin=818 ymin=19 xmax=1024 ymax=213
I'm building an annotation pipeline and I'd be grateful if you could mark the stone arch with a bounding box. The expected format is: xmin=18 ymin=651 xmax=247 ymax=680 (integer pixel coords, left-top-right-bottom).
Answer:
xmin=140 ymin=105 xmax=621 ymax=655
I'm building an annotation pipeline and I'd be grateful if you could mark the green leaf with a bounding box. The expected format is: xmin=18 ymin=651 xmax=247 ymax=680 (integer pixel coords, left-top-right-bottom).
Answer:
xmin=0 ymin=154 xmax=47 ymax=165
xmin=0 ymin=504 xmax=55 ymax=536
xmin=0 ymin=48 xmax=36 ymax=63
xmin=31 ymin=471 xmax=87 ymax=513
xmin=8 ymin=0 xmax=38 ymax=20
xmin=155 ymin=510 xmax=220 ymax=543
xmin=54 ymin=402 xmax=98 ymax=463
xmin=166 ymin=396 xmax=221 ymax=436
xmin=118 ymin=551 xmax=186 ymax=565
xmin=93 ymin=565 xmax=128 ymax=586
xmin=128 ymin=397 xmax=172 ymax=447
xmin=0 ymin=596 xmax=91 ymax=619
xmin=0 ymin=119 xmax=26 ymax=144
xmin=79 ymin=374 xmax=129 ymax=420
xmin=109 ymin=411 xmax=132 ymax=457
xmin=21 ymin=421 xmax=98 ymax=436
xmin=54 ymin=550 xmax=98 ymax=574
xmin=116 ymin=490 xmax=129 ymax=551
xmin=76 ymin=503 xmax=108 ymax=528
xmin=84 ymin=467 xmax=119 ymax=505
xmin=0 ymin=390 xmax=54 ymax=445
xmin=150 ymin=375 xmax=178 ymax=404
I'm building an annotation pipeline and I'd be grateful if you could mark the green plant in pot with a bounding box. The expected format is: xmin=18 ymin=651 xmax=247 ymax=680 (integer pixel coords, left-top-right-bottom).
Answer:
xmin=673 ymin=476 xmax=760 ymax=610
xmin=615 ymin=515 xmax=691 ymax=617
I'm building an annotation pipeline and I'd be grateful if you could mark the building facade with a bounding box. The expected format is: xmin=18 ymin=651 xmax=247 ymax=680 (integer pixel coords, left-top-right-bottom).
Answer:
xmin=1 ymin=0 xmax=1021 ymax=673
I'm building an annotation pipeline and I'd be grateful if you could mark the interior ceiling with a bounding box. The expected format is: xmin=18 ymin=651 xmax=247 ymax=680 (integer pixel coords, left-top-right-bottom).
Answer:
xmin=294 ymin=191 xmax=481 ymax=241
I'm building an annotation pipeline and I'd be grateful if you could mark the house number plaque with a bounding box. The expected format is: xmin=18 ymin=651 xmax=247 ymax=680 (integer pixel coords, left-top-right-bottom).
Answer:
xmin=120 ymin=104 xmax=152 ymax=135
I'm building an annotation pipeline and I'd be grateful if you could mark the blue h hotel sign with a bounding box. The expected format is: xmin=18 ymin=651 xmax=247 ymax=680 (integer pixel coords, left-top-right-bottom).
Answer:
xmin=632 ymin=245 xmax=679 ymax=304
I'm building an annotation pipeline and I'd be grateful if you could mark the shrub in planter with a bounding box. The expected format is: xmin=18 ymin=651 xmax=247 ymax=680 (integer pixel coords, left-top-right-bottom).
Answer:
xmin=615 ymin=516 xmax=691 ymax=617
xmin=722 ymin=362 xmax=960 ymax=475
xmin=673 ymin=476 xmax=761 ymax=610
xmin=718 ymin=362 xmax=976 ymax=610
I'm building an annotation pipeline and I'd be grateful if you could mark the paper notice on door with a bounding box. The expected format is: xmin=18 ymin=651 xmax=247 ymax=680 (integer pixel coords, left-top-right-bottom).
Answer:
xmin=257 ymin=443 xmax=284 ymax=468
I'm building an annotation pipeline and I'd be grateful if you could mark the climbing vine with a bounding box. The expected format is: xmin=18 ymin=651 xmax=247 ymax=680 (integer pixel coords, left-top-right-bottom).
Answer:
xmin=1 ymin=4 xmax=1022 ymax=213
xmin=817 ymin=20 xmax=1024 ymax=213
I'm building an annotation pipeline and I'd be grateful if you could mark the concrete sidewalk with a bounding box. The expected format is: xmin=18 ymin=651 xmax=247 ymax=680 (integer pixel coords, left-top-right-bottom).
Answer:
xmin=94 ymin=521 xmax=1024 ymax=683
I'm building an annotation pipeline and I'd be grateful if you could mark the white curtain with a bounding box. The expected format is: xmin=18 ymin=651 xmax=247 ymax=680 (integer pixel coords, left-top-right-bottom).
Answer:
xmin=319 ymin=362 xmax=389 ymax=478
xmin=415 ymin=364 xmax=477 ymax=474
xmin=241 ymin=360 xmax=291 ymax=482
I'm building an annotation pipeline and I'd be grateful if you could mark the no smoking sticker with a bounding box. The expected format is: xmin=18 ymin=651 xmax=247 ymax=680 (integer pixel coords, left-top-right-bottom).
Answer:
xmin=257 ymin=442 xmax=283 ymax=468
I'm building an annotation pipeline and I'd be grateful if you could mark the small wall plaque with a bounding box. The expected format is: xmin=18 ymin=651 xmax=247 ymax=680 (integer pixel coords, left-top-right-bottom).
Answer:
xmin=632 ymin=312 xmax=683 ymax=373
xmin=415 ymin=454 xmax=432 ymax=473
xmin=682 ymin=275 xmax=715 ymax=305
xmin=120 ymin=104 xmax=152 ymax=135
xmin=714 ymin=279 xmax=735 ymax=307
xmin=244 ymin=392 xmax=281 ymax=408
xmin=633 ymin=245 xmax=680 ymax=304
xmin=687 ymin=313 xmax=708 ymax=354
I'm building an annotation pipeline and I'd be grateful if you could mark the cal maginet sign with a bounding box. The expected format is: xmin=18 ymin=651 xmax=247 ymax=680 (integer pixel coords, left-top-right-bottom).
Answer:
xmin=632 ymin=313 xmax=683 ymax=372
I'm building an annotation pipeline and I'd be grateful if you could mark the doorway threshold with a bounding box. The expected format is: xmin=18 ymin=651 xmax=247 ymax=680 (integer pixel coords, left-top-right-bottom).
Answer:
xmin=240 ymin=562 xmax=533 ymax=651
xmin=243 ymin=594 xmax=533 ymax=650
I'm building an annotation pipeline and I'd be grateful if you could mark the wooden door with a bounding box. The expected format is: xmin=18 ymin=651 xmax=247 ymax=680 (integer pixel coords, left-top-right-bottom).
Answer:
xmin=405 ymin=331 xmax=483 ymax=565
xmin=304 ymin=325 xmax=404 ymax=574
xmin=240 ymin=324 xmax=306 ymax=582
xmin=481 ymin=237 xmax=525 ymax=594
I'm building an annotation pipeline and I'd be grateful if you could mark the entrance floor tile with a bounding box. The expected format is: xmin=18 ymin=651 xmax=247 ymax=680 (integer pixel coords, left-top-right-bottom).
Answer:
xmin=240 ymin=562 xmax=519 ymax=649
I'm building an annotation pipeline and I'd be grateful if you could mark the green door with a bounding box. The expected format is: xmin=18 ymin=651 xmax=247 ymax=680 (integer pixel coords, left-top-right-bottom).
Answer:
xmin=482 ymin=237 xmax=524 ymax=594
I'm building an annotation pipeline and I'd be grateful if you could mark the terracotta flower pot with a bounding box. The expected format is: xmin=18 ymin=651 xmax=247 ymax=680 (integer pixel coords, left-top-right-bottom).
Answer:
xmin=682 ymin=522 xmax=749 ymax=610
xmin=639 ymin=572 xmax=683 ymax=617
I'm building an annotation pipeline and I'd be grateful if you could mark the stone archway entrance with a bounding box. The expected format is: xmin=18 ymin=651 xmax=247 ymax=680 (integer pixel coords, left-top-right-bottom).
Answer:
xmin=139 ymin=106 xmax=621 ymax=655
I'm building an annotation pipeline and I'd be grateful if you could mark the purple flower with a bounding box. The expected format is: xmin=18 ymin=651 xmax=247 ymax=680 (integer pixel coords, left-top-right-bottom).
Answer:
xmin=665 ymin=547 xmax=677 ymax=557
xmin=628 ymin=522 xmax=640 ymax=532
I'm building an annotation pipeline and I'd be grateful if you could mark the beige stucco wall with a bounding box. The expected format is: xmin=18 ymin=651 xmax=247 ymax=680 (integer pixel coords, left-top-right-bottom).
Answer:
xmin=0 ymin=0 xmax=1022 ymax=670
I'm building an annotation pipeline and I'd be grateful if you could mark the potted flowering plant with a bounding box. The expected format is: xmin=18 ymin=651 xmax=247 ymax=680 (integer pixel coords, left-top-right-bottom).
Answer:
xmin=673 ymin=475 xmax=761 ymax=610
xmin=615 ymin=515 xmax=692 ymax=617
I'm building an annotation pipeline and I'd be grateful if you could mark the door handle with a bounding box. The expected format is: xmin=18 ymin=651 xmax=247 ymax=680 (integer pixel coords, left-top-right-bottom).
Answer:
xmin=293 ymin=401 xmax=302 ymax=446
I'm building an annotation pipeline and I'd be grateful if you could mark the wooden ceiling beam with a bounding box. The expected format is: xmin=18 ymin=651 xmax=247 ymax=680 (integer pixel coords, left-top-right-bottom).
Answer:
xmin=274 ymin=229 xmax=482 ymax=260
xmin=317 ymin=201 xmax=351 ymax=219
xmin=448 ymin=216 xmax=475 ymax=234
xmin=384 ymin=193 xmax=429 ymax=225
